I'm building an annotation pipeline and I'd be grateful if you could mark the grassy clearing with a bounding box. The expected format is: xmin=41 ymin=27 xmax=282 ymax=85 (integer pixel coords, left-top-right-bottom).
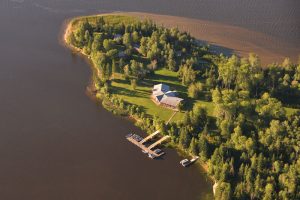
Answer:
xmin=111 ymin=68 xmax=215 ymax=122
xmin=285 ymin=107 xmax=299 ymax=116
xmin=111 ymin=69 xmax=183 ymax=122
xmin=149 ymin=69 xmax=215 ymax=116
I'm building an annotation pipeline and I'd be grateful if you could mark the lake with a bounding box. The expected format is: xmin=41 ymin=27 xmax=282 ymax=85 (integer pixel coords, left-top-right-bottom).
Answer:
xmin=0 ymin=0 xmax=299 ymax=199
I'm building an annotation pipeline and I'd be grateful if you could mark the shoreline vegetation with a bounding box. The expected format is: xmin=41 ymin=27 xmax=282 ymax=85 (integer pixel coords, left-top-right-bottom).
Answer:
xmin=64 ymin=13 xmax=300 ymax=200
xmin=102 ymin=12 xmax=299 ymax=65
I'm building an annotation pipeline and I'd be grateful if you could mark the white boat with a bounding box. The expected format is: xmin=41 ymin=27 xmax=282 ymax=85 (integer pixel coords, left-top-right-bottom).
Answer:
xmin=154 ymin=148 xmax=165 ymax=156
xmin=180 ymin=159 xmax=191 ymax=167
xmin=180 ymin=156 xmax=199 ymax=167
xmin=190 ymin=156 xmax=199 ymax=163
xmin=148 ymin=153 xmax=156 ymax=159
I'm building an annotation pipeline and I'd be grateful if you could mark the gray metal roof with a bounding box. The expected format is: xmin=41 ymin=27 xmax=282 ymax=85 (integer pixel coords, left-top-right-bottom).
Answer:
xmin=160 ymin=96 xmax=183 ymax=107
xmin=165 ymin=91 xmax=177 ymax=97
xmin=152 ymin=84 xmax=183 ymax=107
xmin=153 ymin=83 xmax=170 ymax=93
xmin=155 ymin=94 xmax=165 ymax=102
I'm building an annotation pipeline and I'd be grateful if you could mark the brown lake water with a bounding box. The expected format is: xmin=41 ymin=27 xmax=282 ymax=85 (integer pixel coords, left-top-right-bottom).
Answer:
xmin=0 ymin=0 xmax=299 ymax=199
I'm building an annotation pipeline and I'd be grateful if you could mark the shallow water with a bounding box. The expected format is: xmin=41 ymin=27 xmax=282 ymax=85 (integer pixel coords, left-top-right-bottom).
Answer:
xmin=0 ymin=0 xmax=299 ymax=199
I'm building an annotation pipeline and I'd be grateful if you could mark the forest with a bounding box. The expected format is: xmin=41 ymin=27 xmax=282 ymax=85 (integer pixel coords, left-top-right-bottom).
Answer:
xmin=66 ymin=15 xmax=300 ymax=200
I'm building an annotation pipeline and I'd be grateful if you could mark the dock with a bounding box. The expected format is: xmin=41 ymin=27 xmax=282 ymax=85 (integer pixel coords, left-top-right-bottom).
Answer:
xmin=126 ymin=132 xmax=170 ymax=158
xmin=148 ymin=136 xmax=171 ymax=150
xmin=139 ymin=130 xmax=160 ymax=144
xmin=126 ymin=135 xmax=160 ymax=157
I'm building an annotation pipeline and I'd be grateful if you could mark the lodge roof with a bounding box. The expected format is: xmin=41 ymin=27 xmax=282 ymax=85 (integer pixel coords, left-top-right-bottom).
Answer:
xmin=152 ymin=83 xmax=183 ymax=108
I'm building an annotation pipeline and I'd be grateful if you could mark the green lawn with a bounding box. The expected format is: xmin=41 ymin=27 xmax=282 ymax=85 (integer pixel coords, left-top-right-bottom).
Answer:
xmin=194 ymin=100 xmax=215 ymax=116
xmin=149 ymin=69 xmax=215 ymax=116
xmin=285 ymin=107 xmax=299 ymax=116
xmin=111 ymin=68 xmax=215 ymax=122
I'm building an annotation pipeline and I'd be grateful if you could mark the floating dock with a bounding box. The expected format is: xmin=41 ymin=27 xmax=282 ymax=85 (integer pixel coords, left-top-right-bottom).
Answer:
xmin=126 ymin=131 xmax=170 ymax=158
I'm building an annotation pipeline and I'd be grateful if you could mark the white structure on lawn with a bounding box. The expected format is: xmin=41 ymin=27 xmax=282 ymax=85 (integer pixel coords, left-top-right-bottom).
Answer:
xmin=151 ymin=83 xmax=183 ymax=110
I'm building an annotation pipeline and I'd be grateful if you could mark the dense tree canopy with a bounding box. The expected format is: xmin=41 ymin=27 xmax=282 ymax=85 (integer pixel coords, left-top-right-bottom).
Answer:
xmin=68 ymin=15 xmax=300 ymax=200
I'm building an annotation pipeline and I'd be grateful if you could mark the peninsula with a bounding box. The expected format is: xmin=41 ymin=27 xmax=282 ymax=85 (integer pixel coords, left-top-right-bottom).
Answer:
xmin=64 ymin=14 xmax=300 ymax=200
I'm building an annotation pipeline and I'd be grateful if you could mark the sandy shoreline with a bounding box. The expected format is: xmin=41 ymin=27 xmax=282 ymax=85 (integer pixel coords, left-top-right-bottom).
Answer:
xmin=63 ymin=12 xmax=299 ymax=65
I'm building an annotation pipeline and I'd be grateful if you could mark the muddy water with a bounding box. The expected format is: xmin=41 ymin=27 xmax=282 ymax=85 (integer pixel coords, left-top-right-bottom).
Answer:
xmin=0 ymin=0 xmax=299 ymax=199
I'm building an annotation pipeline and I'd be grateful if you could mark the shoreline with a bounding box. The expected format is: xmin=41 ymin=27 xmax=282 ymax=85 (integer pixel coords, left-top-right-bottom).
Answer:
xmin=62 ymin=12 xmax=216 ymax=184
xmin=63 ymin=20 xmax=144 ymax=123
xmin=61 ymin=12 xmax=295 ymax=193
xmin=115 ymin=12 xmax=299 ymax=65
xmin=62 ymin=12 xmax=299 ymax=65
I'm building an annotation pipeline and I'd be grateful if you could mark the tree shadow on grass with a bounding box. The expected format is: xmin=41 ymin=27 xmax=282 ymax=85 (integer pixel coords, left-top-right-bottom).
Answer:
xmin=110 ymin=85 xmax=146 ymax=99
xmin=183 ymin=97 xmax=196 ymax=111
xmin=145 ymin=74 xmax=187 ymax=94
xmin=110 ymin=84 xmax=156 ymax=118
xmin=113 ymin=78 xmax=130 ymax=85
xmin=136 ymin=88 xmax=151 ymax=94
xmin=152 ymin=73 xmax=179 ymax=83
xmin=113 ymin=79 xmax=151 ymax=95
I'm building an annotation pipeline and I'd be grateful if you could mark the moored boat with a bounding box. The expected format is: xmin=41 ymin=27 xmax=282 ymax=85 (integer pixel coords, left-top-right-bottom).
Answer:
xmin=148 ymin=153 xmax=156 ymax=159
xmin=154 ymin=148 xmax=165 ymax=156
xmin=180 ymin=159 xmax=191 ymax=167
xmin=180 ymin=156 xmax=199 ymax=167
xmin=190 ymin=156 xmax=199 ymax=163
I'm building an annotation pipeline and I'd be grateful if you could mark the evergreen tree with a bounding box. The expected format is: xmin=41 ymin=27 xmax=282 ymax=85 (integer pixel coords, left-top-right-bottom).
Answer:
xmin=189 ymin=137 xmax=199 ymax=155
xmin=215 ymin=182 xmax=232 ymax=200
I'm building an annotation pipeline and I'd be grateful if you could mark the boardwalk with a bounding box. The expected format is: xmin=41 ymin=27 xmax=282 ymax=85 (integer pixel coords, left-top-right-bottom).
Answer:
xmin=148 ymin=136 xmax=171 ymax=150
xmin=140 ymin=130 xmax=160 ymax=144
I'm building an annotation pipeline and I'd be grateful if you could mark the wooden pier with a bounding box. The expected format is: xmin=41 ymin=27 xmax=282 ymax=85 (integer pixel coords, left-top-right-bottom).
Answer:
xmin=126 ymin=136 xmax=160 ymax=157
xmin=126 ymin=132 xmax=170 ymax=158
xmin=126 ymin=109 xmax=176 ymax=158
xmin=139 ymin=130 xmax=160 ymax=144
xmin=148 ymin=136 xmax=171 ymax=150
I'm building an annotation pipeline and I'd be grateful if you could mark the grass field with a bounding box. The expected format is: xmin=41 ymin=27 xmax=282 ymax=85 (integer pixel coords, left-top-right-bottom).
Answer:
xmin=285 ymin=107 xmax=299 ymax=116
xmin=111 ymin=68 xmax=215 ymax=122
